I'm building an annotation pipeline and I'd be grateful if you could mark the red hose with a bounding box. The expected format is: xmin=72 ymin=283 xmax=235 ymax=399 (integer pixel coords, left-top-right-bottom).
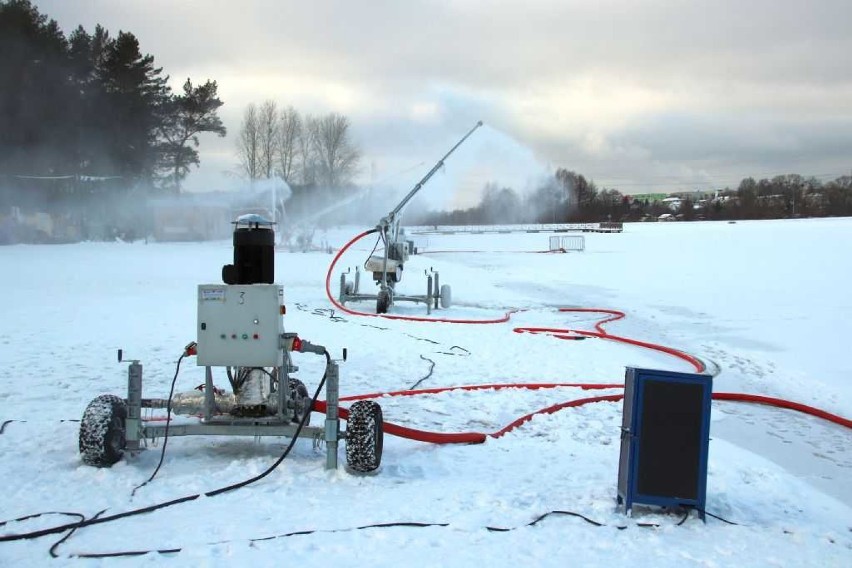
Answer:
xmin=337 ymin=382 xmax=624 ymax=402
xmin=324 ymin=228 xmax=377 ymax=318
xmin=324 ymin=229 xmax=517 ymax=324
xmin=326 ymin=231 xmax=704 ymax=370
xmin=492 ymin=394 xmax=625 ymax=438
xmin=315 ymin=384 xmax=851 ymax=446
xmin=318 ymin=229 xmax=851 ymax=446
xmin=516 ymin=326 xmax=705 ymax=374
xmin=712 ymin=392 xmax=852 ymax=430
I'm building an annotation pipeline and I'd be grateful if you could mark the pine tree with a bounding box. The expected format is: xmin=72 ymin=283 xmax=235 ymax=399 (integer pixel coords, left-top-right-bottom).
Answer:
xmin=0 ymin=0 xmax=70 ymax=174
xmin=96 ymin=31 xmax=170 ymax=180
xmin=157 ymin=78 xmax=226 ymax=192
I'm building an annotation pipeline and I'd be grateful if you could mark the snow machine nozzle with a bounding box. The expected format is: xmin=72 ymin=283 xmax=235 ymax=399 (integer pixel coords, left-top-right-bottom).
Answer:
xmin=222 ymin=214 xmax=275 ymax=285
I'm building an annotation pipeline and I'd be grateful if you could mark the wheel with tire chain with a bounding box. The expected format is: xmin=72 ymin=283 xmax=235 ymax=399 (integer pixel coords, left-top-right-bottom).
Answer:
xmin=79 ymin=394 xmax=127 ymax=467
xmin=288 ymin=378 xmax=312 ymax=425
xmin=376 ymin=289 xmax=390 ymax=314
xmin=346 ymin=400 xmax=384 ymax=473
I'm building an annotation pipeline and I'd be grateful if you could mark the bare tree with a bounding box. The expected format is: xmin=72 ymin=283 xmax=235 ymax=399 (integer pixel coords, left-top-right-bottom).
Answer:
xmin=312 ymin=113 xmax=360 ymax=188
xmin=236 ymin=103 xmax=260 ymax=180
xmin=298 ymin=114 xmax=319 ymax=186
xmin=275 ymin=106 xmax=301 ymax=183
xmin=258 ymin=99 xmax=279 ymax=179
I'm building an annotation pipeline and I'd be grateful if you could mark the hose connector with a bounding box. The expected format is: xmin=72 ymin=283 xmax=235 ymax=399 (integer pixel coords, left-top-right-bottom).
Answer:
xmin=282 ymin=333 xmax=327 ymax=355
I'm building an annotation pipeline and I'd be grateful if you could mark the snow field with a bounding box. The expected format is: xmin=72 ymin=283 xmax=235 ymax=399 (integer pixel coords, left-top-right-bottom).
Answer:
xmin=1 ymin=218 xmax=850 ymax=565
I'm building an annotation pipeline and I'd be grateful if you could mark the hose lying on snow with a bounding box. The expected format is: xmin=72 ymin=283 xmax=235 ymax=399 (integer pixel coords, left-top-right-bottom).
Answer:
xmin=320 ymin=228 xmax=852 ymax=443
xmin=313 ymin=383 xmax=851 ymax=446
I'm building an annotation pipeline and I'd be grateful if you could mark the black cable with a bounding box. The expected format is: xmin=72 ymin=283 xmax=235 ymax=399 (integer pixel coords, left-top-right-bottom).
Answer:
xmin=131 ymin=354 xmax=185 ymax=496
xmin=296 ymin=302 xmax=347 ymax=323
xmin=0 ymin=512 xmax=85 ymax=529
xmin=359 ymin=323 xmax=390 ymax=331
xmin=524 ymin=509 xmax=607 ymax=529
xmin=204 ymin=352 xmax=328 ymax=498
xmin=226 ymin=366 xmax=238 ymax=392
xmin=57 ymin=506 xmax=683 ymax=558
xmin=435 ymin=345 xmax=471 ymax=356
xmin=1 ymin=419 xmax=79 ymax=436
xmin=312 ymin=307 xmax=346 ymax=322
xmin=702 ymin=510 xmax=740 ymax=526
xmin=0 ymin=419 xmax=17 ymax=435
xmin=404 ymin=333 xmax=440 ymax=345
xmin=408 ymin=356 xmax=436 ymax=390
xmin=48 ymin=509 xmax=106 ymax=558
xmin=0 ymin=352 xmax=330 ymax=546
xmin=363 ymin=233 xmax=384 ymax=271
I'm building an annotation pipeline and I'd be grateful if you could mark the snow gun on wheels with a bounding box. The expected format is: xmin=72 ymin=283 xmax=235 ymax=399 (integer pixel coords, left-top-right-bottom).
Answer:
xmin=339 ymin=120 xmax=483 ymax=314
xmin=78 ymin=215 xmax=384 ymax=474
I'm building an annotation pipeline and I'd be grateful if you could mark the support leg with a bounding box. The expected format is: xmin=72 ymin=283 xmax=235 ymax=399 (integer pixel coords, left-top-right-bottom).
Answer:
xmin=125 ymin=361 xmax=143 ymax=453
xmin=204 ymin=366 xmax=213 ymax=421
xmin=324 ymin=361 xmax=340 ymax=469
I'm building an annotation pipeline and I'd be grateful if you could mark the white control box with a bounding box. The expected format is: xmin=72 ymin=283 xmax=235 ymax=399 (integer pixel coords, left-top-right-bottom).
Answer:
xmin=197 ymin=284 xmax=284 ymax=367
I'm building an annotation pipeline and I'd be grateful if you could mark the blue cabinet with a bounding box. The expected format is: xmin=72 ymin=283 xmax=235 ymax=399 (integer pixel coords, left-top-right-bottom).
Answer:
xmin=617 ymin=367 xmax=712 ymax=519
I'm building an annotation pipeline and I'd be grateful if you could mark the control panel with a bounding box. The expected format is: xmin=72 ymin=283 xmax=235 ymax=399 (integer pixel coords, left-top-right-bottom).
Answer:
xmin=197 ymin=284 xmax=284 ymax=367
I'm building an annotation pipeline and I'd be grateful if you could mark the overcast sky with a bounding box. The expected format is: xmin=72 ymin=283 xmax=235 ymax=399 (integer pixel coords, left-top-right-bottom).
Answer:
xmin=34 ymin=0 xmax=852 ymax=206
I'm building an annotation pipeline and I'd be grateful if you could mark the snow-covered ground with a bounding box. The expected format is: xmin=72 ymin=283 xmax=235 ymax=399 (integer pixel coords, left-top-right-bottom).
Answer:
xmin=1 ymin=218 xmax=850 ymax=566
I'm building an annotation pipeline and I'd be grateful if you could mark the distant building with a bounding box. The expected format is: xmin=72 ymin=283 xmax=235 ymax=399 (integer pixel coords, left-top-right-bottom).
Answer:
xmin=150 ymin=190 xmax=277 ymax=242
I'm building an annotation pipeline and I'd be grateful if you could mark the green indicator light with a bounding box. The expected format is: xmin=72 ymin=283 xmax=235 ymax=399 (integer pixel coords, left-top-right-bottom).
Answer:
xmin=242 ymin=333 xmax=248 ymax=340
xmin=220 ymin=334 xmax=226 ymax=339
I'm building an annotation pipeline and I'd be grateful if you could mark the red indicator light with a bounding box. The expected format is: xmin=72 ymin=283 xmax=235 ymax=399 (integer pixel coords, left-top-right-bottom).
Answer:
xmin=292 ymin=336 xmax=302 ymax=352
xmin=280 ymin=305 xmax=286 ymax=315
xmin=253 ymin=333 xmax=259 ymax=340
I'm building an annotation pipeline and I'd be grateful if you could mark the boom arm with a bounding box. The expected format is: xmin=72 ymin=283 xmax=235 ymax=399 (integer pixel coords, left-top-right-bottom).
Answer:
xmin=378 ymin=120 xmax=483 ymax=237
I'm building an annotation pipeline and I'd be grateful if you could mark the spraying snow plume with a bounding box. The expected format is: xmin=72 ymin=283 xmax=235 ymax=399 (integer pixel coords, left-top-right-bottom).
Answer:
xmin=398 ymin=124 xmax=552 ymax=215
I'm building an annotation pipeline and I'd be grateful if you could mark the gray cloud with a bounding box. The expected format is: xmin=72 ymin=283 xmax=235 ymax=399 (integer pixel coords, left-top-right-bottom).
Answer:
xmin=33 ymin=0 xmax=852 ymax=197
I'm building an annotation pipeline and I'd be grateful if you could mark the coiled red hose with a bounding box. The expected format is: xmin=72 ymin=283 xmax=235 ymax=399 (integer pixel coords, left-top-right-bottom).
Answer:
xmin=317 ymin=229 xmax=852 ymax=445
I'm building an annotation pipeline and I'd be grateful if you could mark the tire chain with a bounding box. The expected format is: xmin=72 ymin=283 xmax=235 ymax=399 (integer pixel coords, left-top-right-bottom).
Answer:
xmin=345 ymin=400 xmax=382 ymax=473
xmin=79 ymin=394 xmax=127 ymax=467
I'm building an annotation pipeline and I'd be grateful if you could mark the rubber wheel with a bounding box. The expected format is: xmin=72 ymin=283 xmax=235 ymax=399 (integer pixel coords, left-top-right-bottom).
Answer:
xmin=440 ymin=284 xmax=452 ymax=308
xmin=79 ymin=394 xmax=127 ymax=467
xmin=346 ymin=400 xmax=383 ymax=473
xmin=376 ymin=290 xmax=390 ymax=314
xmin=288 ymin=378 xmax=312 ymax=425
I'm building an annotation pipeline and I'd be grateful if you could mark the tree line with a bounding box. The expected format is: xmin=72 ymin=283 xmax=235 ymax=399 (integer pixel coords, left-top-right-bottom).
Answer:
xmin=411 ymin=170 xmax=852 ymax=225
xmin=0 ymin=0 xmax=226 ymax=192
xmin=3 ymin=0 xmax=849 ymax=238
xmin=410 ymin=169 xmax=634 ymax=226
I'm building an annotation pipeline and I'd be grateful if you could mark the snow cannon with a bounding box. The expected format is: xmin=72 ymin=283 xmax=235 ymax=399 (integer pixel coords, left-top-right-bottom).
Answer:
xmin=222 ymin=214 xmax=275 ymax=285
xmin=78 ymin=215 xmax=384 ymax=474
xmin=338 ymin=120 xmax=482 ymax=314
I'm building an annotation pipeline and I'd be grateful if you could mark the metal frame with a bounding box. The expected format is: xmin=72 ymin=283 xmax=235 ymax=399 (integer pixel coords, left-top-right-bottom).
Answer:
xmin=122 ymin=352 xmax=343 ymax=470
xmin=339 ymin=265 xmax=447 ymax=315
